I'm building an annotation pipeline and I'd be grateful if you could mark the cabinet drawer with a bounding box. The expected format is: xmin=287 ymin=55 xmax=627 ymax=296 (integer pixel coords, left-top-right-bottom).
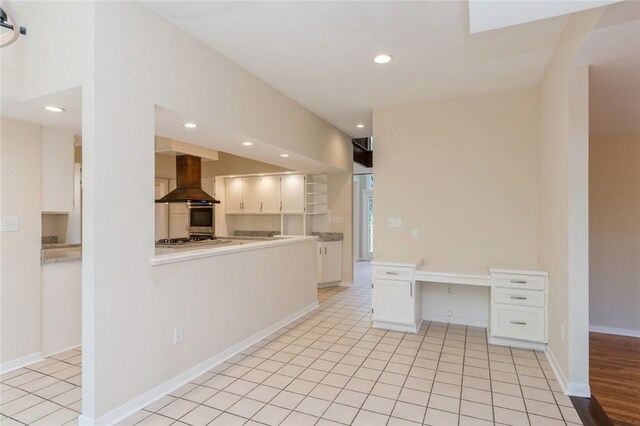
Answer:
xmin=373 ymin=265 xmax=414 ymax=281
xmin=493 ymin=274 xmax=546 ymax=291
xmin=492 ymin=306 xmax=545 ymax=343
xmin=493 ymin=288 xmax=545 ymax=308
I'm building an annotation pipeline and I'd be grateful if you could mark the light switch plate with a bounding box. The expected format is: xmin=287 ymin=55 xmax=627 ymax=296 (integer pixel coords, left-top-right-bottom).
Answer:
xmin=1 ymin=216 xmax=19 ymax=232
xmin=388 ymin=218 xmax=402 ymax=228
xmin=411 ymin=228 xmax=420 ymax=239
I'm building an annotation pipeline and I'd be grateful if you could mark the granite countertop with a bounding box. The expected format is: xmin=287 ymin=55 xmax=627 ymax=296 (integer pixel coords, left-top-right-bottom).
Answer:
xmin=233 ymin=230 xmax=280 ymax=238
xmin=41 ymin=246 xmax=82 ymax=264
xmin=42 ymin=243 xmax=82 ymax=249
xmin=312 ymin=232 xmax=343 ymax=242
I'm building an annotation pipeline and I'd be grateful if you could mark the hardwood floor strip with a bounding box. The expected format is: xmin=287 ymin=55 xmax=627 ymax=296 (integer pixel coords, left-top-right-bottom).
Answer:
xmin=590 ymin=332 xmax=640 ymax=425
xmin=571 ymin=395 xmax=614 ymax=426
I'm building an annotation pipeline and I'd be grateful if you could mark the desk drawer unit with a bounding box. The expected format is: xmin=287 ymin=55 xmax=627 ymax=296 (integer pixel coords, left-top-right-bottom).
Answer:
xmin=490 ymin=271 xmax=547 ymax=345
xmin=373 ymin=265 xmax=414 ymax=282
xmin=492 ymin=288 xmax=545 ymax=308
xmin=492 ymin=305 xmax=546 ymax=343
xmin=493 ymin=273 xmax=546 ymax=291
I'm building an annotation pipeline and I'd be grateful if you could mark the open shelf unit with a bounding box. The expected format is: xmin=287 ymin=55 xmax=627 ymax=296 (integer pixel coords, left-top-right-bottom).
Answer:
xmin=305 ymin=173 xmax=327 ymax=215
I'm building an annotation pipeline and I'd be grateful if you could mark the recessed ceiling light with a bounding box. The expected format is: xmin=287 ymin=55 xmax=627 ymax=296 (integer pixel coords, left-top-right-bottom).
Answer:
xmin=357 ymin=124 xmax=365 ymax=128
xmin=280 ymin=153 xmax=289 ymax=158
xmin=373 ymin=54 xmax=392 ymax=64
xmin=44 ymin=106 xmax=65 ymax=112
xmin=183 ymin=122 xmax=197 ymax=128
xmin=242 ymin=141 xmax=253 ymax=146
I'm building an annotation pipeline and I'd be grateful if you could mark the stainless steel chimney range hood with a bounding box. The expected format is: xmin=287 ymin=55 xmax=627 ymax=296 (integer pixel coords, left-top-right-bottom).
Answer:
xmin=155 ymin=154 xmax=220 ymax=205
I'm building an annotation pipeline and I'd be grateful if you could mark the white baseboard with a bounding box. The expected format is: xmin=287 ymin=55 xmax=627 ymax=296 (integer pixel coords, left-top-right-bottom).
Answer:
xmin=567 ymin=382 xmax=591 ymax=397
xmin=78 ymin=301 xmax=320 ymax=426
xmin=544 ymin=346 xmax=568 ymax=395
xmin=44 ymin=344 xmax=82 ymax=359
xmin=544 ymin=346 xmax=590 ymax=397
xmin=590 ymin=325 xmax=640 ymax=338
xmin=373 ymin=319 xmax=422 ymax=334
xmin=489 ymin=337 xmax=546 ymax=351
xmin=339 ymin=281 xmax=353 ymax=287
xmin=0 ymin=352 xmax=44 ymax=374
xmin=422 ymin=313 xmax=488 ymax=328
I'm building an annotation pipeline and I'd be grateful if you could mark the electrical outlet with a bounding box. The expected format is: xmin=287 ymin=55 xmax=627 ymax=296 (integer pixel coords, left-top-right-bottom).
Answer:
xmin=173 ymin=327 xmax=183 ymax=344
xmin=1 ymin=216 xmax=19 ymax=232
xmin=388 ymin=218 xmax=402 ymax=228
xmin=448 ymin=310 xmax=452 ymax=317
xmin=332 ymin=216 xmax=344 ymax=224
xmin=411 ymin=228 xmax=419 ymax=239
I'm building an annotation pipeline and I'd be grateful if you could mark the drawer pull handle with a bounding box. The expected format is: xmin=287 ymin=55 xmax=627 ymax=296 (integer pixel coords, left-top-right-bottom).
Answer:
xmin=510 ymin=321 xmax=527 ymax=325
xmin=510 ymin=280 xmax=527 ymax=284
xmin=510 ymin=296 xmax=527 ymax=300
xmin=385 ymin=271 xmax=400 ymax=275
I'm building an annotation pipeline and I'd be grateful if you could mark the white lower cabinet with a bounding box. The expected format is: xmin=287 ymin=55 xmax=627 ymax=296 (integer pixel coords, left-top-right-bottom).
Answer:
xmin=490 ymin=272 xmax=548 ymax=345
xmin=371 ymin=263 xmax=422 ymax=333
xmin=317 ymin=241 xmax=342 ymax=284
xmin=372 ymin=279 xmax=415 ymax=325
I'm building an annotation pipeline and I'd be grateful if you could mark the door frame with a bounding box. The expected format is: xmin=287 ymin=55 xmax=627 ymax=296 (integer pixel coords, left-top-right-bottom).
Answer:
xmin=362 ymin=189 xmax=373 ymax=261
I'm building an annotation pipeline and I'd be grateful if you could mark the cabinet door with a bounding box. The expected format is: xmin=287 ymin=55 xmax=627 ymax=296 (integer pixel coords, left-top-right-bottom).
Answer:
xmin=155 ymin=179 xmax=169 ymax=241
xmin=317 ymin=243 xmax=324 ymax=284
xmin=201 ymin=177 xmax=215 ymax=199
xmin=322 ymin=241 xmax=342 ymax=283
xmin=372 ymin=279 xmax=415 ymax=325
xmin=168 ymin=179 xmax=188 ymax=214
xmin=225 ymin=177 xmax=244 ymax=214
xmin=280 ymin=174 xmax=305 ymax=213
xmin=242 ymin=177 xmax=261 ymax=214
xmin=260 ymin=176 xmax=281 ymax=214
xmin=169 ymin=213 xmax=189 ymax=238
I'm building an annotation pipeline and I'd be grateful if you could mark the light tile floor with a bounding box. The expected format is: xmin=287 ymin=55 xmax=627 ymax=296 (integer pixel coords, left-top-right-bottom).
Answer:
xmin=1 ymin=262 xmax=583 ymax=425
xmin=0 ymin=347 xmax=82 ymax=425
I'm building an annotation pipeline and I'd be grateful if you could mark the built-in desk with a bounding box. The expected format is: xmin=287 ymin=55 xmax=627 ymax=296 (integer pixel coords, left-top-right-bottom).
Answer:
xmin=371 ymin=258 xmax=549 ymax=350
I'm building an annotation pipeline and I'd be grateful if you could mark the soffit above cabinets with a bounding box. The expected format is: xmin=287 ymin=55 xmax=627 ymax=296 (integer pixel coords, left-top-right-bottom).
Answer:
xmin=155 ymin=136 xmax=219 ymax=161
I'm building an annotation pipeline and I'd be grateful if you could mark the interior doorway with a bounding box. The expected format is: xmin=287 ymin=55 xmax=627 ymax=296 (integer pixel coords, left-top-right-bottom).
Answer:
xmin=353 ymin=172 xmax=373 ymax=261
xmin=361 ymin=188 xmax=373 ymax=261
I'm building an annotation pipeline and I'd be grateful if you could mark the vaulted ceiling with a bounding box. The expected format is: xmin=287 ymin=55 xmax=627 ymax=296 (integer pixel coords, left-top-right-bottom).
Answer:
xmin=143 ymin=1 xmax=572 ymax=138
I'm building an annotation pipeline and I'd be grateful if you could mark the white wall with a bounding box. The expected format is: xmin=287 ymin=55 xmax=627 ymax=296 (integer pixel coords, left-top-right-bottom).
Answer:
xmin=373 ymin=88 xmax=540 ymax=324
xmin=373 ymin=87 xmax=539 ymax=268
xmin=0 ymin=118 xmax=42 ymax=365
xmin=537 ymin=9 xmax=603 ymax=396
xmin=589 ymin=133 xmax=640 ymax=335
xmin=76 ymin=2 xmax=351 ymax=420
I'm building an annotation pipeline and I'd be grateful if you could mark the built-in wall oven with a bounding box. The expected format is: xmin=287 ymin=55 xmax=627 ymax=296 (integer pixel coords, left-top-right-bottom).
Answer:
xmin=188 ymin=205 xmax=214 ymax=236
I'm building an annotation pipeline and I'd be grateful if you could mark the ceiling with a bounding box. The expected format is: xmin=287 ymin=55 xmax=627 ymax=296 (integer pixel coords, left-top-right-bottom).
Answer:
xmin=579 ymin=1 xmax=640 ymax=136
xmin=143 ymin=1 xmax=571 ymax=138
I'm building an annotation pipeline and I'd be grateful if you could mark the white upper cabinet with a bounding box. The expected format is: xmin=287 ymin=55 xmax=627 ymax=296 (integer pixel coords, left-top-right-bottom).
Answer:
xmin=225 ymin=177 xmax=244 ymax=214
xmin=223 ymin=173 xmax=310 ymax=215
xmin=280 ymin=174 xmax=305 ymax=214
xmin=201 ymin=177 xmax=215 ymax=199
xmin=242 ymin=176 xmax=261 ymax=214
xmin=260 ymin=176 xmax=281 ymax=214
xmin=41 ymin=128 xmax=75 ymax=213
